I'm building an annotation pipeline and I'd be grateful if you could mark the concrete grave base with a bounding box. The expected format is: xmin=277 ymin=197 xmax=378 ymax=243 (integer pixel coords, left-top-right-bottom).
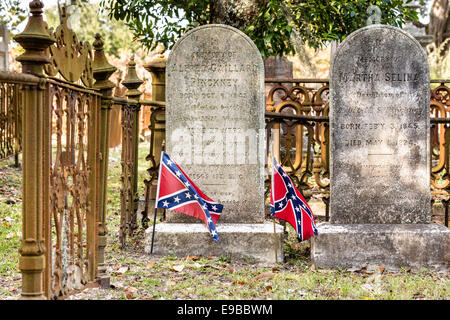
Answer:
xmin=144 ymin=222 xmax=285 ymax=264
xmin=311 ymin=223 xmax=450 ymax=271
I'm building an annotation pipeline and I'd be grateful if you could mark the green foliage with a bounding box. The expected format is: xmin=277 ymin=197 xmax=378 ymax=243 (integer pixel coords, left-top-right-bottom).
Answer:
xmin=245 ymin=0 xmax=296 ymax=58
xmin=45 ymin=0 xmax=140 ymax=57
xmin=285 ymin=0 xmax=418 ymax=49
xmin=100 ymin=0 xmax=210 ymax=53
xmin=100 ymin=0 xmax=419 ymax=58
xmin=0 ymin=0 xmax=27 ymax=34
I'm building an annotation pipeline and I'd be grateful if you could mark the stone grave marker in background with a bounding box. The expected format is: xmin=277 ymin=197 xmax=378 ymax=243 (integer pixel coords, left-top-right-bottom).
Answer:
xmin=0 ymin=25 xmax=9 ymax=71
xmin=145 ymin=24 xmax=284 ymax=263
xmin=264 ymin=55 xmax=293 ymax=108
xmin=311 ymin=24 xmax=449 ymax=271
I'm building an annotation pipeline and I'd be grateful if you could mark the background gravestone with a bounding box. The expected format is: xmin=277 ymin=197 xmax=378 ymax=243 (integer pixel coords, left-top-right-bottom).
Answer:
xmin=311 ymin=24 xmax=449 ymax=271
xmin=145 ymin=24 xmax=284 ymax=263
xmin=0 ymin=25 xmax=8 ymax=71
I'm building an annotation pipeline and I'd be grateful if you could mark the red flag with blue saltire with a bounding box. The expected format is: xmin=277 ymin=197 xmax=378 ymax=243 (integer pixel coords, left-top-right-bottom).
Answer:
xmin=155 ymin=151 xmax=223 ymax=241
xmin=270 ymin=157 xmax=318 ymax=242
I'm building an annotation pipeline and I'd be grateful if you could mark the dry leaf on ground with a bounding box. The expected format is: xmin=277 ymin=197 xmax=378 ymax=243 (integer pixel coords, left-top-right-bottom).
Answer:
xmin=171 ymin=264 xmax=185 ymax=272
xmin=125 ymin=287 xmax=139 ymax=299
xmin=256 ymin=272 xmax=275 ymax=281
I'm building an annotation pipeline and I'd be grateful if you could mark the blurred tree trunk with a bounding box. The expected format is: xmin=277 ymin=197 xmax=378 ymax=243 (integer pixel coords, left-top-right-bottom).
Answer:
xmin=210 ymin=0 xmax=263 ymax=30
xmin=429 ymin=0 xmax=450 ymax=53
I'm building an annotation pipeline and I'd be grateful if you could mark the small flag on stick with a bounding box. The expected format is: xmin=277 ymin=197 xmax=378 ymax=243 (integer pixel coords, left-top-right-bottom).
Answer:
xmin=270 ymin=157 xmax=318 ymax=242
xmin=154 ymin=151 xmax=223 ymax=242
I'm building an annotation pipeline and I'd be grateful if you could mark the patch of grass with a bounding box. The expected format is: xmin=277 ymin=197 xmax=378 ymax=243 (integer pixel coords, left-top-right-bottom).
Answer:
xmin=1 ymin=143 xmax=449 ymax=300
xmin=103 ymin=250 xmax=449 ymax=300
xmin=0 ymin=158 xmax=22 ymax=277
xmin=0 ymin=202 xmax=21 ymax=276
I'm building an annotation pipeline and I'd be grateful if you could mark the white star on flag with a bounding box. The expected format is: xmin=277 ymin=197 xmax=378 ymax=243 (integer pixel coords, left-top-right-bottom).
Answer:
xmin=162 ymin=200 xmax=169 ymax=207
xmin=185 ymin=192 xmax=191 ymax=199
xmin=166 ymin=159 xmax=173 ymax=165
xmin=174 ymin=196 xmax=180 ymax=203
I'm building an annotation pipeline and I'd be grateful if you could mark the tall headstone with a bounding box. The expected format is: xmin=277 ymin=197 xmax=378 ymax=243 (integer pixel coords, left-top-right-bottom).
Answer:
xmin=311 ymin=25 xmax=449 ymax=271
xmin=263 ymin=55 xmax=293 ymax=110
xmin=402 ymin=0 xmax=433 ymax=48
xmin=166 ymin=24 xmax=265 ymax=224
xmin=145 ymin=25 xmax=283 ymax=263
xmin=0 ymin=25 xmax=9 ymax=71
xmin=331 ymin=26 xmax=430 ymax=224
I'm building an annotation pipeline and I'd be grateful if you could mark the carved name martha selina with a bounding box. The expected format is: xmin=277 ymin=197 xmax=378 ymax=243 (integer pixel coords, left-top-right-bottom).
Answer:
xmin=330 ymin=25 xmax=430 ymax=224
xmin=166 ymin=25 xmax=265 ymax=224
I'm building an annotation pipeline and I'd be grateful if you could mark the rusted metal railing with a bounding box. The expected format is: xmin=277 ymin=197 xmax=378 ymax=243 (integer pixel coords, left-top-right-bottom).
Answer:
xmin=430 ymin=80 xmax=450 ymax=227
xmin=6 ymin=1 xmax=449 ymax=300
xmin=264 ymin=78 xmax=330 ymax=219
xmin=0 ymin=72 xmax=22 ymax=165
xmin=10 ymin=1 xmax=116 ymax=299
xmin=140 ymin=58 xmax=167 ymax=229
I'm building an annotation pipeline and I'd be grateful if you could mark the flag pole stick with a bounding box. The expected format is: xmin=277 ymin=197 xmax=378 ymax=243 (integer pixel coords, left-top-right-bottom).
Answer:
xmin=151 ymin=151 xmax=164 ymax=254
xmin=269 ymin=128 xmax=278 ymax=263
xmin=150 ymin=207 xmax=157 ymax=254
xmin=273 ymin=217 xmax=278 ymax=263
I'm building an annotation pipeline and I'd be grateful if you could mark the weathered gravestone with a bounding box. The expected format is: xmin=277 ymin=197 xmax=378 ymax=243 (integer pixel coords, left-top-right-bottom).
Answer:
xmin=145 ymin=25 xmax=284 ymax=263
xmin=311 ymin=24 xmax=449 ymax=271
xmin=0 ymin=25 xmax=8 ymax=71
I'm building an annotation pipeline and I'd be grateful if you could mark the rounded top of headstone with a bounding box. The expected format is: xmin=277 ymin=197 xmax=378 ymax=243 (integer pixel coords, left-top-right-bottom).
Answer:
xmin=330 ymin=24 xmax=429 ymax=81
xmin=168 ymin=24 xmax=263 ymax=69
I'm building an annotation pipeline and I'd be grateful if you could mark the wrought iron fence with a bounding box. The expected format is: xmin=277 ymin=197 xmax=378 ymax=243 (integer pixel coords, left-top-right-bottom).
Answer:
xmin=45 ymin=79 xmax=102 ymax=298
xmin=264 ymin=78 xmax=330 ymax=219
xmin=113 ymin=98 xmax=139 ymax=248
xmin=0 ymin=73 xmax=22 ymax=165
xmin=430 ymin=80 xmax=450 ymax=227
xmin=4 ymin=0 xmax=450 ymax=300
xmin=9 ymin=1 xmax=115 ymax=299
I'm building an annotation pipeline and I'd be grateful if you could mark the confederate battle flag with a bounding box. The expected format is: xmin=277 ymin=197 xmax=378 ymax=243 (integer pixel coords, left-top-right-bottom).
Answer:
xmin=155 ymin=151 xmax=223 ymax=241
xmin=270 ymin=157 xmax=318 ymax=242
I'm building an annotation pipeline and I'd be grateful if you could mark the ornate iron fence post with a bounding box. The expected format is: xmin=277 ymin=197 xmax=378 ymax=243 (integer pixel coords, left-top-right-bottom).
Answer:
xmin=92 ymin=33 xmax=116 ymax=287
xmin=120 ymin=55 xmax=143 ymax=245
xmin=13 ymin=0 xmax=55 ymax=299
xmin=142 ymin=56 xmax=166 ymax=226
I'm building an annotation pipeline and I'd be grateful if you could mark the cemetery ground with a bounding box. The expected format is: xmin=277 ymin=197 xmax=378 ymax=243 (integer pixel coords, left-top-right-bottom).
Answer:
xmin=0 ymin=142 xmax=448 ymax=300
